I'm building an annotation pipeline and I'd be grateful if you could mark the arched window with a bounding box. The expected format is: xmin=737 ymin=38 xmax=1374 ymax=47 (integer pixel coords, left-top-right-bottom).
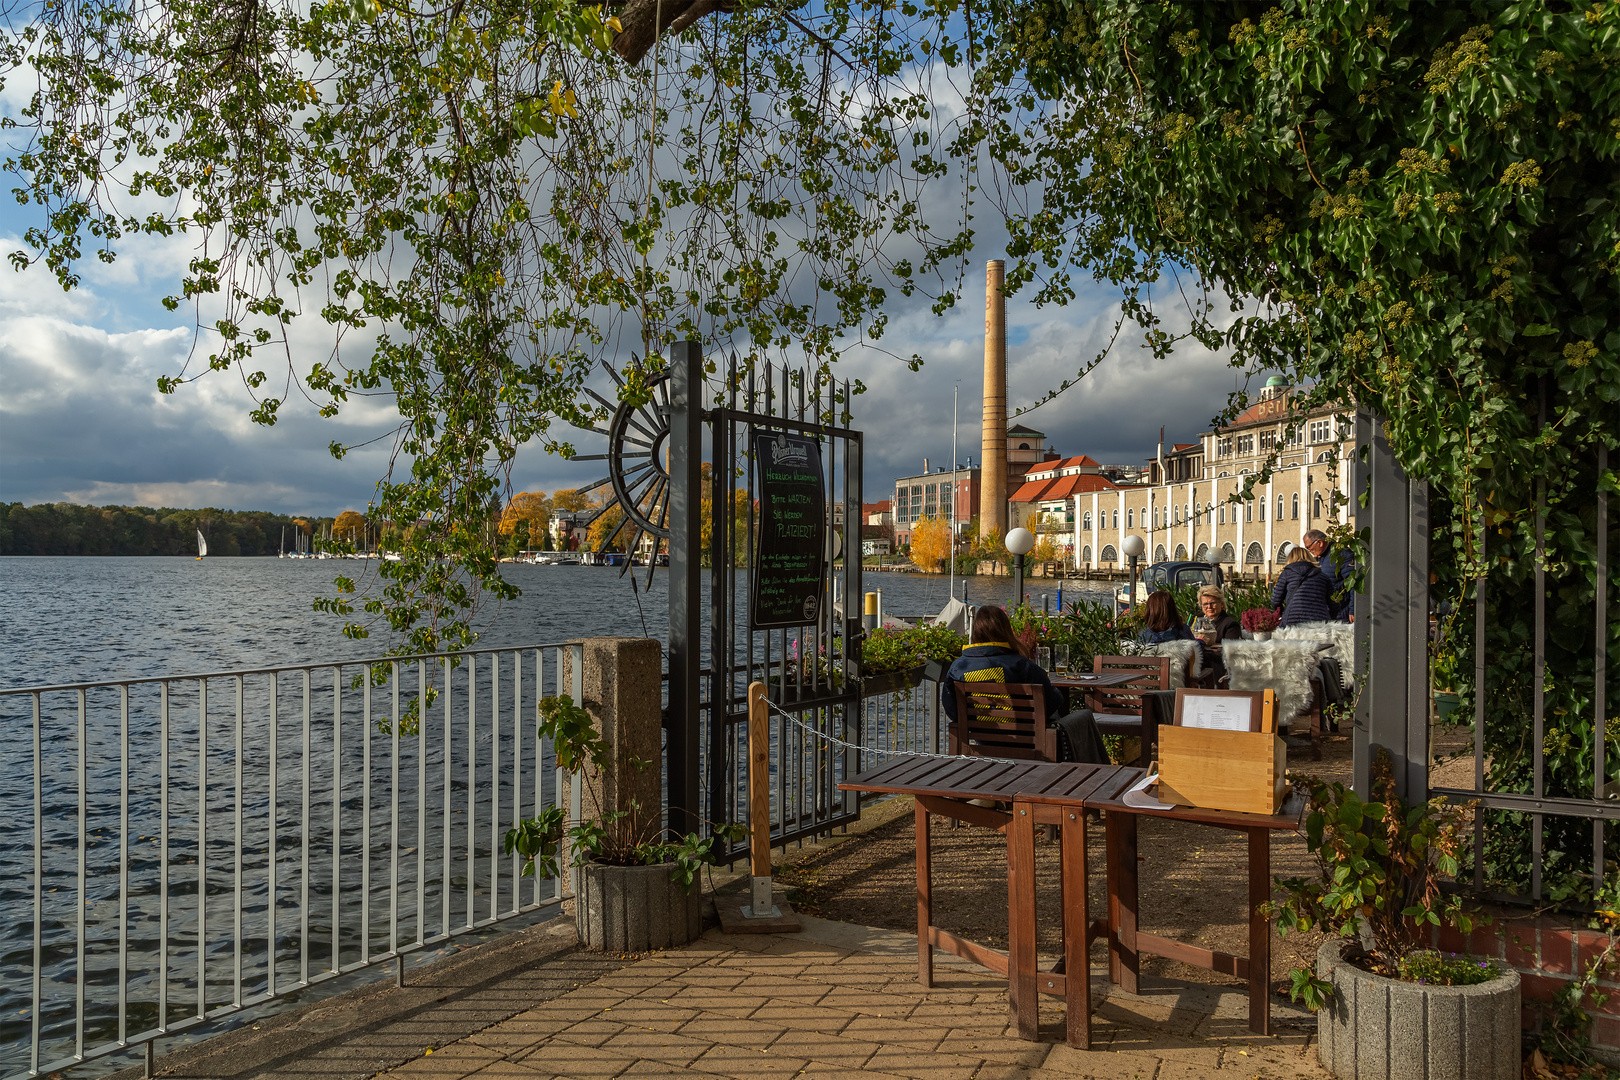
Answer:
xmin=1218 ymin=504 xmax=1226 ymax=524
xmin=1082 ymin=511 xmax=1092 ymax=530
xmin=1154 ymin=544 xmax=1167 ymax=562
xmin=1277 ymin=495 xmax=1287 ymax=520
xmin=1184 ymin=502 xmax=1191 ymax=522
xmin=1206 ymin=502 xmax=1214 ymax=519
xmin=1174 ymin=543 xmax=1188 ymax=560
xmin=1195 ymin=543 xmax=1210 ymax=562
xmin=1221 ymin=542 xmax=1236 ymax=563
xmin=1082 ymin=545 xmax=1092 ymax=563
xmin=1291 ymin=493 xmax=1300 ymax=520
xmin=1245 ymin=501 xmax=1253 ymax=523
xmin=1018 ymin=442 xmax=1030 ymax=450
xmin=1314 ymin=493 xmax=1324 ymax=519
xmin=1100 ymin=544 xmax=1118 ymax=564
xmin=1245 ymin=541 xmax=1264 ymax=564
xmin=1278 ymin=541 xmax=1294 ymax=561
xmin=1259 ymin=499 xmax=1266 ymax=521
xmin=1127 ymin=508 xmax=1134 ymax=529
xmin=1113 ymin=509 xmax=1120 ymax=530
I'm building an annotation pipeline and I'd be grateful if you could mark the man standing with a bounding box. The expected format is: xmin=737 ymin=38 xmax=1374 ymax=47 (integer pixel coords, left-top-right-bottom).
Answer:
xmin=1303 ymin=528 xmax=1355 ymax=622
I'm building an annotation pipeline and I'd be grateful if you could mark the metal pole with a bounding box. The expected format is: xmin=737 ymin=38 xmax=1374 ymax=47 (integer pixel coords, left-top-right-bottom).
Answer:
xmin=1013 ymin=554 xmax=1025 ymax=610
xmin=1128 ymin=555 xmax=1139 ymax=613
xmin=667 ymin=340 xmax=704 ymax=834
xmin=950 ymin=384 xmax=957 ymax=601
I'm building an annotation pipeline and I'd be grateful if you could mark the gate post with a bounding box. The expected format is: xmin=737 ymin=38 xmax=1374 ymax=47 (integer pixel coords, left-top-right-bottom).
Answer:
xmin=1353 ymin=412 xmax=1430 ymax=801
xmin=667 ymin=341 xmax=704 ymax=833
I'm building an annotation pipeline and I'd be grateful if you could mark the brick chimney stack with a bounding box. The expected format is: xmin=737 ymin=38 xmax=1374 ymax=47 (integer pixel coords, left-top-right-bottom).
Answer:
xmin=979 ymin=260 xmax=1008 ymax=538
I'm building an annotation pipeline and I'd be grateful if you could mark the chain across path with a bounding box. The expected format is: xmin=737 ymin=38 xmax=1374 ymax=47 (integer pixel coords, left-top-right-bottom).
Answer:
xmin=759 ymin=695 xmax=1034 ymax=768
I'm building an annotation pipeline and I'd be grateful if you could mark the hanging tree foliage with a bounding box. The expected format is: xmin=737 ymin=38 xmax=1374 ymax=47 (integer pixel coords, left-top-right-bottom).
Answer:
xmin=0 ymin=0 xmax=971 ymax=653
xmin=957 ymin=0 xmax=1617 ymax=895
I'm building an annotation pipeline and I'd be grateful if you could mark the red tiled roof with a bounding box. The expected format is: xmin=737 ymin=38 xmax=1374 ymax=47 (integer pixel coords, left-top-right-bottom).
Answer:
xmin=1009 ymin=474 xmax=1117 ymax=502
xmin=863 ymin=500 xmax=891 ymax=514
xmin=1171 ymin=443 xmax=1198 ymax=451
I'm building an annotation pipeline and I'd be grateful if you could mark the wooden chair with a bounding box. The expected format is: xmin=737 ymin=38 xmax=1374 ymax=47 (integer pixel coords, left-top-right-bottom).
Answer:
xmin=949 ymin=682 xmax=1058 ymax=762
xmin=1086 ymin=655 xmax=1171 ymax=766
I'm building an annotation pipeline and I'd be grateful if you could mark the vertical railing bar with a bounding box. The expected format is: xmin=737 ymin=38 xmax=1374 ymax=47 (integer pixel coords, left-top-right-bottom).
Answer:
xmin=491 ymin=653 xmax=500 ymax=923
xmin=31 ymin=692 xmax=43 ymax=1074
xmin=362 ymin=672 xmax=372 ymax=964
xmin=196 ymin=678 xmax=207 ymax=1021
xmin=512 ymin=651 xmax=522 ymax=914
xmin=119 ymin=684 xmax=130 ymax=1045
xmin=159 ymin=683 xmax=170 ymax=1030
xmin=233 ymin=675 xmax=244 ymax=1006
xmin=390 ymin=661 xmax=400 ymax=957
xmin=443 ymin=658 xmax=452 ymax=938
xmin=300 ymin=670 xmax=310 ymax=987
xmin=76 ymin=687 xmax=86 ymax=1060
xmin=1533 ymin=387 xmax=1547 ymax=900
xmin=466 ymin=654 xmax=476 ymax=931
xmin=1474 ymin=497 xmax=1486 ymax=891
xmin=268 ymin=674 xmax=278 ymax=999
xmin=570 ymin=646 xmax=583 ymax=896
xmin=331 ymin=669 xmax=341 ymax=974
xmin=534 ymin=649 xmax=545 ymax=907
xmin=1596 ymin=443 xmax=1609 ymax=886
xmin=417 ymin=660 xmax=427 ymax=946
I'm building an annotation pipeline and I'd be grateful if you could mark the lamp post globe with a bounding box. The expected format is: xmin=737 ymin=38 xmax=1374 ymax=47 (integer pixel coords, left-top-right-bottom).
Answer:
xmin=1122 ymin=534 xmax=1146 ymax=612
xmin=1005 ymin=527 xmax=1035 ymax=609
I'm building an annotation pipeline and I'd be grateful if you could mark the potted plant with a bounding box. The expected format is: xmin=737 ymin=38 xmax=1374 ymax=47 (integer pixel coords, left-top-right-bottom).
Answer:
xmin=1240 ymin=605 xmax=1279 ymax=641
xmin=861 ymin=624 xmax=966 ymax=695
xmin=504 ymin=695 xmax=747 ymax=953
xmin=1267 ymin=752 xmax=1517 ymax=1080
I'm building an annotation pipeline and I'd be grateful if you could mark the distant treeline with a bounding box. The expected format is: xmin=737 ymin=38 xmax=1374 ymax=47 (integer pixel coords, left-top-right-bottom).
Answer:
xmin=0 ymin=502 xmax=337 ymax=557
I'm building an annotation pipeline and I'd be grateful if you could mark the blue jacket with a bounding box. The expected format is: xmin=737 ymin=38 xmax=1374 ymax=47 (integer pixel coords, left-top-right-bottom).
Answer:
xmin=1138 ymin=623 xmax=1196 ymax=645
xmin=1272 ymin=561 xmax=1336 ymax=627
xmin=941 ymin=642 xmax=1064 ymax=722
xmin=1321 ymin=548 xmax=1356 ymax=619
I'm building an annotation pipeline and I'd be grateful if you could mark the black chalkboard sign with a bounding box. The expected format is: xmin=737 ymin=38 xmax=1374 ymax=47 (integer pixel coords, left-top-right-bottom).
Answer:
xmin=750 ymin=429 xmax=827 ymax=630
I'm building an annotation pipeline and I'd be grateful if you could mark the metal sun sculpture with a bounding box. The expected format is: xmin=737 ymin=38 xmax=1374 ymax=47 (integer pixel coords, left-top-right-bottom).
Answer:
xmin=567 ymin=356 xmax=671 ymax=586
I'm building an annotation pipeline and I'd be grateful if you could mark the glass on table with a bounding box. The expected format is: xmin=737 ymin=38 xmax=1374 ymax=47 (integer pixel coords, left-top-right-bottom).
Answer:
xmin=1038 ymin=645 xmax=1052 ymax=670
xmin=1052 ymin=644 xmax=1070 ymax=673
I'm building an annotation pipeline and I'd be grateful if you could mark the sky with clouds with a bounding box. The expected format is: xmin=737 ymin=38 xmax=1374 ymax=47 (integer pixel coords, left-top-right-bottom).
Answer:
xmin=0 ymin=30 xmax=1262 ymax=519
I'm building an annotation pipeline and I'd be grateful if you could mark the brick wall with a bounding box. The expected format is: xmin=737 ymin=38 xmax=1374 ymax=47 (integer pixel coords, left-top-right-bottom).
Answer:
xmin=1433 ymin=912 xmax=1620 ymax=1054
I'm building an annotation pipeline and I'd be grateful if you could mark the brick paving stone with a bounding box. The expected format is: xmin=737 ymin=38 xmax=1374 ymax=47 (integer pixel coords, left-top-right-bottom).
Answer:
xmin=597 ymin=1030 xmax=710 ymax=1065
xmin=460 ymin=1062 xmax=551 ymax=1078
xmin=510 ymin=1042 xmax=640 ymax=1077
xmin=728 ymin=974 xmax=834 ymax=1003
xmin=765 ymin=1027 xmax=883 ymax=1068
xmin=685 ymin=1043 xmax=810 ymax=1079
xmin=381 ymin=1043 xmax=508 ymax=1080
xmin=746 ymin=1002 xmax=863 ymax=1028
xmin=674 ymin=1014 xmax=790 ymax=1049
xmin=861 ymin=1048 xmax=987 ymax=1080
xmin=814 ymin=986 xmax=918 ymax=1016
xmin=937 ymin=1028 xmax=1049 ymax=1067
xmin=1036 ymin=1045 xmax=1165 ymax=1080
xmin=650 ymin=987 xmax=765 ymax=1019
xmin=839 ymin=1015 xmax=953 ymax=1048
xmin=541 ymin=1018 xmax=629 ymax=1048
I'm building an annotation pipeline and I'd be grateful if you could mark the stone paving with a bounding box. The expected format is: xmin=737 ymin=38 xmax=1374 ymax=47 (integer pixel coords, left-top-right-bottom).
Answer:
xmin=373 ymin=915 xmax=1330 ymax=1080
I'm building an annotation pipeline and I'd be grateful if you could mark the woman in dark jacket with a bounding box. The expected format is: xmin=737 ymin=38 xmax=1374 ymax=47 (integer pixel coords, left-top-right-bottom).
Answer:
xmin=1271 ymin=546 xmax=1336 ymax=627
xmin=941 ymin=606 xmax=1106 ymax=763
xmin=1136 ymin=589 xmax=1196 ymax=644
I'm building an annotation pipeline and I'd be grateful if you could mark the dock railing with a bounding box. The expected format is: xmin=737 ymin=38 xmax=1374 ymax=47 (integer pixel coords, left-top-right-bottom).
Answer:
xmin=0 ymin=642 xmax=584 ymax=1080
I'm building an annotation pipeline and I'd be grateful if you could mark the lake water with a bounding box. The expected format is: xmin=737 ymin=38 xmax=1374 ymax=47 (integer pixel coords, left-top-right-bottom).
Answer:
xmin=0 ymin=557 xmax=1112 ymax=1076
xmin=0 ymin=557 xmax=1111 ymax=689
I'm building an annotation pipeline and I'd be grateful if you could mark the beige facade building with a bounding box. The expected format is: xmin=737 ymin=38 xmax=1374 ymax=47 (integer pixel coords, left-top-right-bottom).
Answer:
xmin=1071 ymin=380 xmax=1355 ymax=578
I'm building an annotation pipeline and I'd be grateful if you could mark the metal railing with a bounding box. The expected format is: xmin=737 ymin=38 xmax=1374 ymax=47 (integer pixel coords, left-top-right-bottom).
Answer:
xmin=0 ymin=642 xmax=584 ymax=1079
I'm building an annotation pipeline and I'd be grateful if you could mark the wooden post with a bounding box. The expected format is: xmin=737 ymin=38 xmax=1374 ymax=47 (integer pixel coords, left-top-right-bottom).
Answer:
xmin=714 ymin=682 xmax=800 ymax=932
xmin=747 ymin=681 xmax=775 ymax=917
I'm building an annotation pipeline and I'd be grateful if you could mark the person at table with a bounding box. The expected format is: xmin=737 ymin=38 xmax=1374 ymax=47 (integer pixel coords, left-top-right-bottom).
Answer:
xmin=1303 ymin=527 xmax=1355 ymax=622
xmin=941 ymin=605 xmax=1107 ymax=764
xmin=1193 ymin=585 xmax=1242 ymax=682
xmin=1136 ymin=589 xmax=1196 ymax=644
xmin=1271 ymin=546 xmax=1335 ymax=627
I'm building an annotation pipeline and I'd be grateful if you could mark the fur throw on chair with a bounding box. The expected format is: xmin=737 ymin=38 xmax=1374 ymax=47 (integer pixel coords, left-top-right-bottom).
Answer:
xmin=1222 ymin=639 xmax=1320 ymax=726
xmin=1125 ymin=639 xmax=1202 ymax=689
xmin=1273 ymin=621 xmax=1355 ymax=690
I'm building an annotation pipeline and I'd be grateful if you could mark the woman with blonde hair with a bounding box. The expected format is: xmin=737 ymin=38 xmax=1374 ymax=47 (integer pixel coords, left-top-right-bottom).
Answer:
xmin=1194 ymin=585 xmax=1242 ymax=681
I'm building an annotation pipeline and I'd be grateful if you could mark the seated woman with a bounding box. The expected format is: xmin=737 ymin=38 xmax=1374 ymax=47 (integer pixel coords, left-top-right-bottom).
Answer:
xmin=1272 ymin=546 xmax=1335 ymax=627
xmin=1136 ymin=589 xmax=1196 ymax=644
xmin=941 ymin=605 xmax=1107 ymax=764
xmin=1194 ymin=585 xmax=1243 ymax=682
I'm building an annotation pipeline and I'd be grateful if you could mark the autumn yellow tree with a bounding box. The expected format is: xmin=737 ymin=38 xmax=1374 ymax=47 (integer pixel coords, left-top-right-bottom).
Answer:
xmin=333 ymin=510 xmax=367 ymax=546
xmin=1031 ymin=534 xmax=1058 ymax=565
xmin=586 ymin=499 xmax=625 ymax=552
xmin=551 ymin=489 xmax=590 ymax=514
xmin=499 ymin=491 xmax=551 ymax=538
xmin=909 ymin=515 xmax=951 ymax=573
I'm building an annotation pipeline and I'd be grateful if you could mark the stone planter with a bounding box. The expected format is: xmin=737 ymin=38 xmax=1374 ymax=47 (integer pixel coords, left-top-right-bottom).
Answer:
xmin=1316 ymin=938 xmax=1519 ymax=1080
xmin=1251 ymin=630 xmax=1273 ymax=641
xmin=861 ymin=664 xmax=927 ymax=697
xmin=574 ymin=861 xmax=703 ymax=953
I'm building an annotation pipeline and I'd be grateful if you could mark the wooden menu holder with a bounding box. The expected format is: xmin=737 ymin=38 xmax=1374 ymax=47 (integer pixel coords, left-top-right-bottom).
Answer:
xmin=1154 ymin=689 xmax=1287 ymax=816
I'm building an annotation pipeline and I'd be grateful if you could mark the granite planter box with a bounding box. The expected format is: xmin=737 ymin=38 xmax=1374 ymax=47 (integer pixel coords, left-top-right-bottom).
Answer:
xmin=575 ymin=861 xmax=703 ymax=952
xmin=1316 ymin=939 xmax=1519 ymax=1080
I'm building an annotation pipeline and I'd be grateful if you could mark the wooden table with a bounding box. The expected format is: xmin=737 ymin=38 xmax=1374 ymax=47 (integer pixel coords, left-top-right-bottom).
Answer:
xmin=1009 ymin=768 xmax=1305 ymax=1048
xmin=838 ymin=756 xmax=1129 ymax=1029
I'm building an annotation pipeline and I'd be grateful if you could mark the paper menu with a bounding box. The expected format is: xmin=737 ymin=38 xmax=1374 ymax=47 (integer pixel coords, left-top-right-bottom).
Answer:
xmin=1178 ymin=694 xmax=1256 ymax=732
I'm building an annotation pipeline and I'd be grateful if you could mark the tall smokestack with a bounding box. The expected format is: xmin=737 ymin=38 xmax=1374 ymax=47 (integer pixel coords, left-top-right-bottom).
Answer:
xmin=979 ymin=260 xmax=1008 ymax=538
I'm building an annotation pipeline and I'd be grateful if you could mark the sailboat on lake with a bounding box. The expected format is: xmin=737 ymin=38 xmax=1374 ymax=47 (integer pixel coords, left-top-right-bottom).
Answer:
xmin=196 ymin=530 xmax=208 ymax=561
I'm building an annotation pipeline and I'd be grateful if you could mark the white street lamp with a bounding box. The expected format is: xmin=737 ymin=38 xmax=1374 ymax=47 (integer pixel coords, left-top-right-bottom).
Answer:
xmin=1122 ymin=533 xmax=1146 ymax=612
